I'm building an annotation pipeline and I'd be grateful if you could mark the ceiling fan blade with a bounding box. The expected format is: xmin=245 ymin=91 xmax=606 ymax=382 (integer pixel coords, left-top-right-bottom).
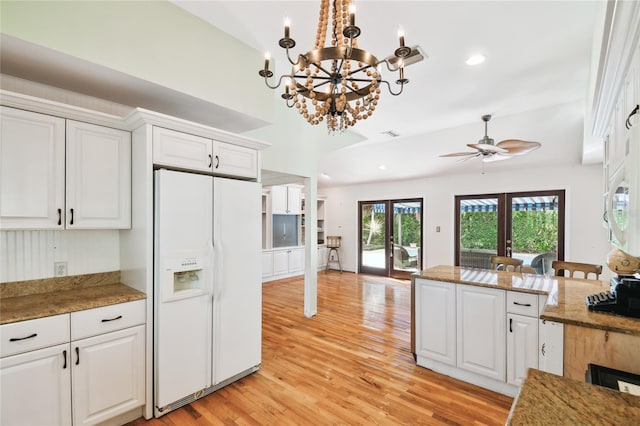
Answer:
xmin=496 ymin=139 xmax=541 ymax=155
xmin=482 ymin=153 xmax=513 ymax=163
xmin=467 ymin=143 xmax=508 ymax=154
xmin=440 ymin=152 xmax=476 ymax=157
xmin=459 ymin=153 xmax=481 ymax=162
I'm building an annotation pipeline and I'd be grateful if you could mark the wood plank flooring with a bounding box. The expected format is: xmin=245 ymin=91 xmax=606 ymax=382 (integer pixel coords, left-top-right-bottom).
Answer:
xmin=127 ymin=272 xmax=513 ymax=425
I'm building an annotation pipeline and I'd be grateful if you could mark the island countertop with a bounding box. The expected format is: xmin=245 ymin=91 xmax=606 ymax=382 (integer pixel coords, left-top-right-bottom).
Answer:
xmin=414 ymin=265 xmax=640 ymax=336
xmin=0 ymin=271 xmax=146 ymax=325
xmin=507 ymin=368 xmax=640 ymax=425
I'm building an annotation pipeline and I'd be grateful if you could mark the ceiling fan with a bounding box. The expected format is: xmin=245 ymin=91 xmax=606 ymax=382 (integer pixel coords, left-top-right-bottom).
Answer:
xmin=440 ymin=115 xmax=541 ymax=162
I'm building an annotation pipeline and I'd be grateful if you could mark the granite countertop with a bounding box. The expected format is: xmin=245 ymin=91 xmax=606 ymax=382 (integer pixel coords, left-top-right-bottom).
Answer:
xmin=0 ymin=271 xmax=146 ymax=325
xmin=507 ymin=368 xmax=640 ymax=425
xmin=414 ymin=265 xmax=640 ymax=336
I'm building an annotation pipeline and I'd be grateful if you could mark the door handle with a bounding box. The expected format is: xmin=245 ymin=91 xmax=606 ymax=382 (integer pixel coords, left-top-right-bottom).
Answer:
xmin=70 ymin=208 xmax=74 ymax=225
xmin=62 ymin=350 xmax=67 ymax=369
xmin=513 ymin=301 xmax=531 ymax=307
xmin=215 ymin=155 xmax=220 ymax=169
xmin=509 ymin=318 xmax=513 ymax=333
xmin=75 ymin=347 xmax=80 ymax=365
xmin=57 ymin=208 xmax=62 ymax=225
xmin=208 ymin=154 xmax=213 ymax=168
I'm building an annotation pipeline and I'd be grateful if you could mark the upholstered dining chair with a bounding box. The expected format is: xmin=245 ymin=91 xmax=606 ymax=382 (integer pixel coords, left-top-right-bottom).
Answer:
xmin=490 ymin=255 xmax=523 ymax=272
xmin=552 ymin=260 xmax=603 ymax=280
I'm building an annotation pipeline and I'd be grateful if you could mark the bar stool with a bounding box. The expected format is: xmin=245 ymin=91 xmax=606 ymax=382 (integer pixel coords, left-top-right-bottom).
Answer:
xmin=326 ymin=236 xmax=342 ymax=272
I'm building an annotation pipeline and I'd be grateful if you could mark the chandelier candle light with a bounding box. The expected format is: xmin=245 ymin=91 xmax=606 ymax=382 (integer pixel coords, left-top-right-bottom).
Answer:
xmin=259 ymin=0 xmax=415 ymax=134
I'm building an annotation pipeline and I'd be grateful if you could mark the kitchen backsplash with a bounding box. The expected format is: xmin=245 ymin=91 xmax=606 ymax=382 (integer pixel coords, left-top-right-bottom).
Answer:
xmin=0 ymin=230 xmax=120 ymax=282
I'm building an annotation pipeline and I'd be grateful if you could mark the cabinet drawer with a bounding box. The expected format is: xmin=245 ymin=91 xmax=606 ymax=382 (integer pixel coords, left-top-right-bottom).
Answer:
xmin=506 ymin=291 xmax=538 ymax=316
xmin=1 ymin=314 xmax=70 ymax=357
xmin=71 ymin=300 xmax=145 ymax=340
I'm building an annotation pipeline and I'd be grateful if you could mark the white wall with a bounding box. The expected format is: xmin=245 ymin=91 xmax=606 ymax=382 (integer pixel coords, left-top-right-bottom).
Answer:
xmin=0 ymin=230 xmax=120 ymax=282
xmin=323 ymin=163 xmax=613 ymax=280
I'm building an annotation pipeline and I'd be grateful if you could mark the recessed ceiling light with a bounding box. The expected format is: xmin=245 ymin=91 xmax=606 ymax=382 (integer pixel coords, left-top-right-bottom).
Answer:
xmin=466 ymin=54 xmax=486 ymax=66
xmin=378 ymin=165 xmax=386 ymax=170
xmin=321 ymin=172 xmax=330 ymax=178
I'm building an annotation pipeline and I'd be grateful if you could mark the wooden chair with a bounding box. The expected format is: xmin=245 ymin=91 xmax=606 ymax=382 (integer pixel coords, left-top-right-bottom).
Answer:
xmin=521 ymin=266 xmax=536 ymax=274
xmin=552 ymin=260 xmax=602 ymax=280
xmin=490 ymin=256 xmax=523 ymax=272
xmin=326 ymin=236 xmax=342 ymax=272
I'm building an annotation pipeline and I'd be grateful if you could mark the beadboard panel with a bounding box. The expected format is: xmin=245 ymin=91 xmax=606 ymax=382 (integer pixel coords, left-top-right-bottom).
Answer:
xmin=0 ymin=230 xmax=119 ymax=282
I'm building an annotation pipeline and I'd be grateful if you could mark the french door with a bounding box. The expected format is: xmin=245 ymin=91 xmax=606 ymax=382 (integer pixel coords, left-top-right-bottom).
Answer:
xmin=358 ymin=199 xmax=423 ymax=279
xmin=455 ymin=190 xmax=565 ymax=273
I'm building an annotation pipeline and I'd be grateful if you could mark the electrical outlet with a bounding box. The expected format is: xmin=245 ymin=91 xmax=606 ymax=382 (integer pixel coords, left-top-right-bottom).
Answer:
xmin=54 ymin=261 xmax=67 ymax=277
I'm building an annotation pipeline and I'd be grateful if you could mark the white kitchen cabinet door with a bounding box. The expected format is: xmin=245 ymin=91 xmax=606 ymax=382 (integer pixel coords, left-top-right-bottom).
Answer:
xmin=318 ymin=245 xmax=328 ymax=269
xmin=271 ymin=185 xmax=302 ymax=214
xmin=273 ymin=249 xmax=290 ymax=275
xmin=72 ymin=325 xmax=144 ymax=426
xmin=212 ymin=140 xmax=258 ymax=179
xmin=288 ymin=247 xmax=304 ymax=273
xmin=286 ymin=186 xmax=302 ymax=214
xmin=0 ymin=106 xmax=65 ymax=230
xmin=152 ymin=126 xmax=213 ymax=172
xmin=456 ymin=284 xmax=506 ymax=381
xmin=271 ymin=186 xmax=288 ymax=214
xmin=415 ymin=279 xmax=456 ymax=366
xmin=538 ymin=319 xmax=564 ymax=376
xmin=0 ymin=343 xmax=72 ymax=426
xmin=262 ymin=251 xmax=274 ymax=278
xmin=506 ymin=313 xmax=538 ymax=386
xmin=66 ymin=120 xmax=131 ymax=229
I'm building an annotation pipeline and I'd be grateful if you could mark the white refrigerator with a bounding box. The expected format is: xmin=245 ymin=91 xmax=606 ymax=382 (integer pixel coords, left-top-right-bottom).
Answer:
xmin=153 ymin=169 xmax=261 ymax=416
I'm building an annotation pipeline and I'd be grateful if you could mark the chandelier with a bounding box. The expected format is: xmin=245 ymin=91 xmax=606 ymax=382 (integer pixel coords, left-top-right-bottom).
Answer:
xmin=258 ymin=0 xmax=416 ymax=135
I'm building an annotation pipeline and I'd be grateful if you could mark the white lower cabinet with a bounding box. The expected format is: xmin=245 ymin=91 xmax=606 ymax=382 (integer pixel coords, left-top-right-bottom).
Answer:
xmin=262 ymin=251 xmax=274 ymax=278
xmin=0 ymin=343 xmax=72 ymax=426
xmin=317 ymin=245 xmax=328 ymax=270
xmin=415 ymin=279 xmax=456 ymax=366
xmin=415 ymin=278 xmax=558 ymax=396
xmin=538 ymin=319 xmax=564 ymax=376
xmin=72 ymin=325 xmax=145 ymax=425
xmin=456 ymin=284 xmax=506 ymax=381
xmin=506 ymin=313 xmax=538 ymax=386
xmin=0 ymin=300 xmax=145 ymax=426
xmin=263 ymin=247 xmax=304 ymax=281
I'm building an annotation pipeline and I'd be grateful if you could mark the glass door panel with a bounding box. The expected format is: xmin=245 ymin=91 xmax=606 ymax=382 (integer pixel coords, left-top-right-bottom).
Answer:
xmin=507 ymin=191 xmax=564 ymax=274
xmin=456 ymin=195 xmax=502 ymax=269
xmin=359 ymin=202 xmax=388 ymax=274
xmin=391 ymin=201 xmax=422 ymax=278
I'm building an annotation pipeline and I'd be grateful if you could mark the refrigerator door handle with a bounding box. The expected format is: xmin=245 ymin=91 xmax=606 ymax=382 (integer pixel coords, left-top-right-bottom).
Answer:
xmin=214 ymin=237 xmax=223 ymax=299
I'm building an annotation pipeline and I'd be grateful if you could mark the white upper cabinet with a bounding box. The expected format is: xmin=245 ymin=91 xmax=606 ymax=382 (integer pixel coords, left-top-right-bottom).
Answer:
xmin=152 ymin=127 xmax=213 ymax=173
xmin=66 ymin=120 xmax=131 ymax=229
xmin=0 ymin=107 xmax=131 ymax=230
xmin=271 ymin=185 xmax=302 ymax=215
xmin=0 ymin=107 xmax=65 ymax=229
xmin=152 ymin=127 xmax=258 ymax=179
xmin=212 ymin=141 xmax=258 ymax=179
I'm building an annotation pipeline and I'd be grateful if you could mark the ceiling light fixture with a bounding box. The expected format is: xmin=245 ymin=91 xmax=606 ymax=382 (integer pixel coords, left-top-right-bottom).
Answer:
xmin=259 ymin=0 xmax=421 ymax=135
xmin=465 ymin=54 xmax=486 ymax=66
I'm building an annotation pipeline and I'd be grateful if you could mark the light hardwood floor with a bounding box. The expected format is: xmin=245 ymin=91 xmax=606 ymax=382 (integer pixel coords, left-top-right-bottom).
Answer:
xmin=128 ymin=272 xmax=513 ymax=425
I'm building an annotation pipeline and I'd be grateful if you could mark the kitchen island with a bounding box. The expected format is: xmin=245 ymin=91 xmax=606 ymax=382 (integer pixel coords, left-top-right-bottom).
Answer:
xmin=412 ymin=265 xmax=640 ymax=396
